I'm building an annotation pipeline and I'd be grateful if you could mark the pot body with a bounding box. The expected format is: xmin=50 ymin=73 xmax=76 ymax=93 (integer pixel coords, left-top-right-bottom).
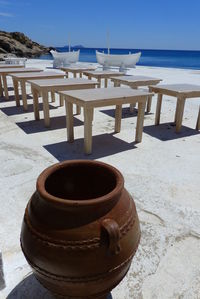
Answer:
xmin=20 ymin=160 xmax=140 ymax=299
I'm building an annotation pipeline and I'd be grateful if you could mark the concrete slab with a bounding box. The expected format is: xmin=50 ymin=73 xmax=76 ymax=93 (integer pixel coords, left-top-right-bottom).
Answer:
xmin=0 ymin=59 xmax=200 ymax=299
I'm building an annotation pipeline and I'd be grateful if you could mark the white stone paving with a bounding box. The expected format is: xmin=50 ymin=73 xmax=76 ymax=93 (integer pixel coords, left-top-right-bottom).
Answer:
xmin=0 ymin=59 xmax=200 ymax=299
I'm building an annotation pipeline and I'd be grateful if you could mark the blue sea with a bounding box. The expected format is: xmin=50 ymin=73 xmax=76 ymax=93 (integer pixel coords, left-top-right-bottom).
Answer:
xmin=40 ymin=47 xmax=200 ymax=70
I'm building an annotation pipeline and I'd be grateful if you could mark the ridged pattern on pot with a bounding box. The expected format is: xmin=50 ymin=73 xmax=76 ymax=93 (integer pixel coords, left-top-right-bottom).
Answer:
xmin=22 ymin=194 xmax=136 ymax=251
xmin=20 ymin=242 xmax=140 ymax=283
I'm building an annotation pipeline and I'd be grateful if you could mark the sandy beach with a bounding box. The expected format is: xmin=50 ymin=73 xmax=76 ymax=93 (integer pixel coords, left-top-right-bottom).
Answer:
xmin=0 ymin=59 xmax=200 ymax=299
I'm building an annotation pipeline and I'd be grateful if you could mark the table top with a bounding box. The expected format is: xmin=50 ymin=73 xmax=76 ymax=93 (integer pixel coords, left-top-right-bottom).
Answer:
xmin=11 ymin=71 xmax=65 ymax=79
xmin=28 ymin=78 xmax=99 ymax=88
xmin=0 ymin=64 xmax=24 ymax=68
xmin=0 ymin=68 xmax=42 ymax=74
xmin=60 ymin=65 xmax=97 ymax=72
xmin=83 ymin=70 xmax=124 ymax=77
xmin=59 ymin=87 xmax=153 ymax=107
xmin=150 ymin=84 xmax=200 ymax=98
xmin=111 ymin=75 xmax=162 ymax=84
xmin=4 ymin=57 xmax=27 ymax=60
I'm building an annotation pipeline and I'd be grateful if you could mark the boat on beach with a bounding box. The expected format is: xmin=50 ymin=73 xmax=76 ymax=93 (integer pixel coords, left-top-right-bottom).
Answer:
xmin=96 ymin=50 xmax=141 ymax=71
xmin=50 ymin=49 xmax=80 ymax=68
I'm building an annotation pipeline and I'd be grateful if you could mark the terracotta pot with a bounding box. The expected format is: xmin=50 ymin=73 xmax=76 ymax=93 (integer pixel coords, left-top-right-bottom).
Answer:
xmin=20 ymin=160 xmax=140 ymax=299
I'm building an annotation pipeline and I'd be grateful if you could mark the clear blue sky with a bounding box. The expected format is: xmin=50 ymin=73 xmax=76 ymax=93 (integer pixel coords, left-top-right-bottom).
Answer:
xmin=0 ymin=0 xmax=200 ymax=50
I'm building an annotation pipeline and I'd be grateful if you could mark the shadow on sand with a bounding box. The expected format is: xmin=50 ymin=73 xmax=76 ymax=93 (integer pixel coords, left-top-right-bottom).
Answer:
xmin=16 ymin=115 xmax=83 ymax=134
xmin=100 ymin=107 xmax=152 ymax=119
xmin=0 ymin=102 xmax=57 ymax=116
xmin=6 ymin=273 xmax=113 ymax=299
xmin=143 ymin=122 xmax=200 ymax=141
xmin=0 ymin=95 xmax=22 ymax=103
xmin=0 ymin=94 xmax=34 ymax=102
xmin=44 ymin=133 xmax=136 ymax=161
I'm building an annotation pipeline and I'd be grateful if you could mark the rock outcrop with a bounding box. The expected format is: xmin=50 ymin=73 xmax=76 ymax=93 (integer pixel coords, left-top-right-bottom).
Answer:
xmin=0 ymin=30 xmax=51 ymax=60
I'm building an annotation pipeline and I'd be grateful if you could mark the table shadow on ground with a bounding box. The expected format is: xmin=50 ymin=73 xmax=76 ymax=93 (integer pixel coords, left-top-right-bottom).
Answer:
xmin=0 ymin=94 xmax=31 ymax=103
xmin=143 ymin=123 xmax=200 ymax=141
xmin=44 ymin=133 xmax=136 ymax=161
xmin=6 ymin=274 xmax=113 ymax=299
xmin=100 ymin=107 xmax=152 ymax=119
xmin=7 ymin=87 xmax=14 ymax=91
xmin=16 ymin=115 xmax=83 ymax=134
xmin=0 ymin=102 xmax=57 ymax=116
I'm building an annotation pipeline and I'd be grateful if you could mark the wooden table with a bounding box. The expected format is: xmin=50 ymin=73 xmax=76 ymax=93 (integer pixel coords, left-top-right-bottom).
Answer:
xmin=4 ymin=57 xmax=27 ymax=66
xmin=0 ymin=65 xmax=24 ymax=92
xmin=59 ymin=87 xmax=152 ymax=154
xmin=28 ymin=78 xmax=98 ymax=127
xmin=11 ymin=71 xmax=65 ymax=111
xmin=149 ymin=84 xmax=200 ymax=132
xmin=110 ymin=75 xmax=162 ymax=112
xmin=0 ymin=64 xmax=24 ymax=68
xmin=0 ymin=67 xmax=42 ymax=99
xmin=60 ymin=64 xmax=97 ymax=78
xmin=83 ymin=70 xmax=124 ymax=88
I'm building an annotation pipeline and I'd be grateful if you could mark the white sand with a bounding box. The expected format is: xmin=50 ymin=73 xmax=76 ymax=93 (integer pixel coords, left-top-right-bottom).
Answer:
xmin=0 ymin=59 xmax=200 ymax=299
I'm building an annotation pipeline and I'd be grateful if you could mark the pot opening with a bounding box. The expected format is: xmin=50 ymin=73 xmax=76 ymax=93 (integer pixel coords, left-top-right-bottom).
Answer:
xmin=45 ymin=163 xmax=117 ymax=200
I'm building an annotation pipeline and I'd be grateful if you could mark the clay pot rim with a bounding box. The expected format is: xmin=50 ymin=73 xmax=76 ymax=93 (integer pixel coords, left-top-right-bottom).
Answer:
xmin=36 ymin=160 xmax=124 ymax=206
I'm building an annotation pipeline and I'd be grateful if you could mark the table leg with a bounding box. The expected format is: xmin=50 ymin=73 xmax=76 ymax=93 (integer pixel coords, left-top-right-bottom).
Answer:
xmin=130 ymin=103 xmax=136 ymax=113
xmin=130 ymin=86 xmax=137 ymax=112
xmin=59 ymin=94 xmax=64 ymax=106
xmin=105 ymin=78 xmax=108 ymax=88
xmin=65 ymin=72 xmax=69 ymax=78
xmin=73 ymin=73 xmax=77 ymax=78
xmin=135 ymin=100 xmax=146 ymax=143
xmin=13 ymin=78 xmax=20 ymax=107
xmin=97 ymin=77 xmax=101 ymax=88
xmin=114 ymin=82 xmax=120 ymax=87
xmin=174 ymin=98 xmax=180 ymax=124
xmin=0 ymin=76 xmax=3 ymax=97
xmin=76 ymin=105 xmax=81 ymax=115
xmin=2 ymin=75 xmax=9 ymax=99
xmin=155 ymin=93 xmax=163 ymax=125
xmin=147 ymin=95 xmax=152 ymax=113
xmin=84 ymin=107 xmax=93 ymax=154
xmin=20 ymin=81 xmax=28 ymax=111
xmin=51 ymin=91 xmax=55 ymax=102
xmin=42 ymin=90 xmax=50 ymax=127
xmin=32 ymin=87 xmax=40 ymax=120
xmin=175 ymin=98 xmax=186 ymax=133
xmin=196 ymin=106 xmax=200 ymax=130
xmin=80 ymin=72 xmax=82 ymax=78
xmin=65 ymin=101 xmax=74 ymax=142
xmin=115 ymin=105 xmax=122 ymax=133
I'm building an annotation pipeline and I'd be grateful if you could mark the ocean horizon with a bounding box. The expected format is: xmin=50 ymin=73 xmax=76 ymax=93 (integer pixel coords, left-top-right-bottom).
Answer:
xmin=39 ymin=47 xmax=200 ymax=70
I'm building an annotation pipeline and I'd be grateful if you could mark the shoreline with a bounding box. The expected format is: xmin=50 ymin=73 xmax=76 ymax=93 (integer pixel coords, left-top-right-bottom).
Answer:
xmin=32 ymin=57 xmax=200 ymax=72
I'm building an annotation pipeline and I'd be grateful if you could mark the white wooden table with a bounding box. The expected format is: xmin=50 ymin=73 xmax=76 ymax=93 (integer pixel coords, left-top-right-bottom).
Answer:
xmin=59 ymin=87 xmax=152 ymax=154
xmin=28 ymin=78 xmax=98 ymax=127
xmin=0 ymin=65 xmax=24 ymax=92
xmin=149 ymin=84 xmax=200 ymax=132
xmin=110 ymin=75 xmax=162 ymax=112
xmin=83 ymin=70 xmax=124 ymax=88
xmin=0 ymin=68 xmax=42 ymax=99
xmin=4 ymin=57 xmax=27 ymax=66
xmin=11 ymin=71 xmax=65 ymax=111
xmin=60 ymin=64 xmax=97 ymax=78
xmin=0 ymin=64 xmax=24 ymax=68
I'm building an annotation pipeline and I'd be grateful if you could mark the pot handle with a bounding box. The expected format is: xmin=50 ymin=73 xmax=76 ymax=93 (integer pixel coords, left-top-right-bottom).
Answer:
xmin=101 ymin=219 xmax=121 ymax=255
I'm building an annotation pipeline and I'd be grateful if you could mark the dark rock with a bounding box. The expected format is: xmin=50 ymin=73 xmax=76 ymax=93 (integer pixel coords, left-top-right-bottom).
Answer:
xmin=0 ymin=30 xmax=51 ymax=60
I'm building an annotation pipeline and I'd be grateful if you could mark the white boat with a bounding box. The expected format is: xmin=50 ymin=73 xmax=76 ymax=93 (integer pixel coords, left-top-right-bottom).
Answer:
xmin=96 ymin=50 xmax=141 ymax=71
xmin=50 ymin=50 xmax=80 ymax=68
